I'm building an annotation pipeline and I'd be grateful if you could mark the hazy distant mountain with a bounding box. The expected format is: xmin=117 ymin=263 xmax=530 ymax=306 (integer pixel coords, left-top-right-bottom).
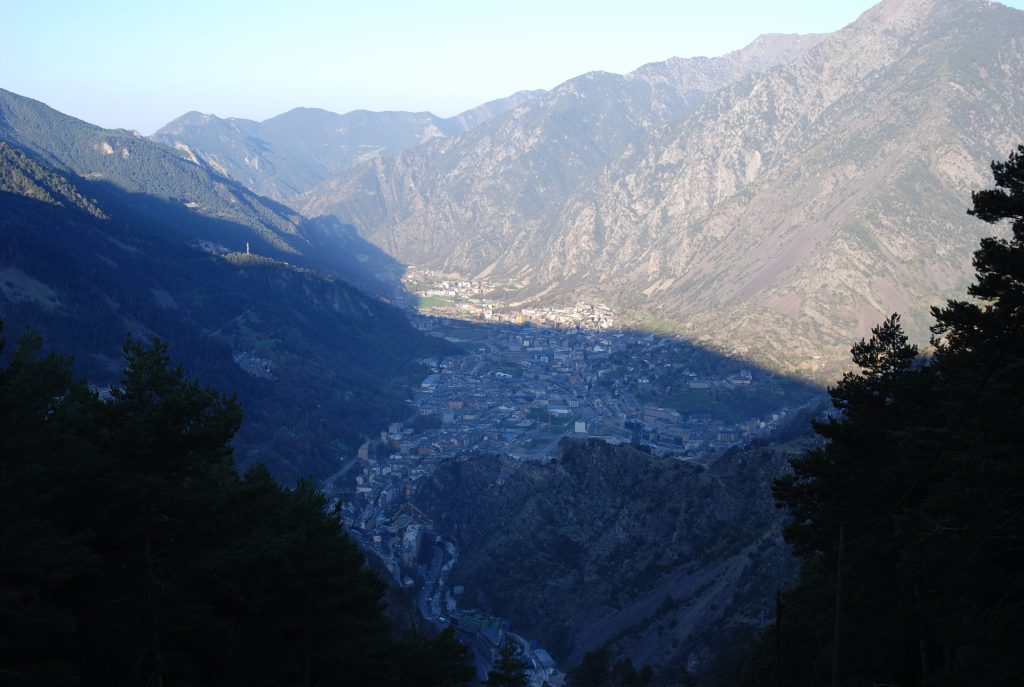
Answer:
xmin=299 ymin=0 xmax=1024 ymax=378
xmin=152 ymin=90 xmax=546 ymax=201
xmin=447 ymin=89 xmax=548 ymax=131
xmin=0 ymin=92 xmax=451 ymax=480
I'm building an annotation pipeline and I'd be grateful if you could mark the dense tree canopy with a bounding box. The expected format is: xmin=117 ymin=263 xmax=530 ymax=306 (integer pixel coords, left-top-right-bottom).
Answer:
xmin=755 ymin=147 xmax=1024 ymax=685
xmin=0 ymin=329 xmax=472 ymax=686
xmin=565 ymin=648 xmax=654 ymax=687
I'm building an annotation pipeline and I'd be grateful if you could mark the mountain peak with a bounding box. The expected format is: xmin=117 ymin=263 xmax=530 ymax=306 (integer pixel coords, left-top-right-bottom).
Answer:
xmin=852 ymin=0 xmax=998 ymax=33
xmin=155 ymin=111 xmax=225 ymax=135
xmin=264 ymin=106 xmax=344 ymax=126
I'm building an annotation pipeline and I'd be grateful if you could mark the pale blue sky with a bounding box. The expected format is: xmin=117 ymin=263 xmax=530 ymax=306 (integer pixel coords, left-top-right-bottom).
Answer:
xmin=4 ymin=0 xmax=1024 ymax=134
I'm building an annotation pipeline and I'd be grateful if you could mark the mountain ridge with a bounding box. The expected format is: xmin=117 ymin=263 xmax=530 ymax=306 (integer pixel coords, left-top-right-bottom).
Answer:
xmin=297 ymin=0 xmax=1024 ymax=377
xmin=414 ymin=438 xmax=805 ymax=677
xmin=152 ymin=89 xmax=548 ymax=201
xmin=540 ymin=0 xmax=1024 ymax=373
xmin=0 ymin=98 xmax=451 ymax=481
xmin=297 ymin=32 xmax=824 ymax=268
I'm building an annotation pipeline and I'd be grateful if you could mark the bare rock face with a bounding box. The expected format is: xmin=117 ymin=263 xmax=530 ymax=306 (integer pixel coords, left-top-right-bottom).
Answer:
xmin=301 ymin=0 xmax=1024 ymax=379
xmin=548 ymin=0 xmax=1023 ymax=376
xmin=298 ymin=32 xmax=822 ymax=274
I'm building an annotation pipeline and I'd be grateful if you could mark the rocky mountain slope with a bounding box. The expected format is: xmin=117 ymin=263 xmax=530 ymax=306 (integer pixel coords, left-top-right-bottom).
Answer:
xmin=298 ymin=33 xmax=823 ymax=276
xmin=152 ymin=90 xmax=545 ymax=202
xmin=300 ymin=0 xmax=1024 ymax=378
xmin=546 ymin=0 xmax=1024 ymax=374
xmin=0 ymin=96 xmax=452 ymax=481
xmin=414 ymin=439 xmax=807 ymax=678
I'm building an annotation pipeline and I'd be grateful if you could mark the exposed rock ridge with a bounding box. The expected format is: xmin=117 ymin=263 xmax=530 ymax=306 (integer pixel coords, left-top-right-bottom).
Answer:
xmin=297 ymin=32 xmax=824 ymax=278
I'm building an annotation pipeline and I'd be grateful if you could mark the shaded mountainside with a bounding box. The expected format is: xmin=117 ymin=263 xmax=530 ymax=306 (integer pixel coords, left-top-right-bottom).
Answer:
xmin=0 ymin=138 xmax=451 ymax=482
xmin=414 ymin=439 xmax=807 ymax=677
xmin=0 ymin=333 xmax=477 ymax=687
xmin=152 ymin=90 xmax=546 ymax=202
xmin=0 ymin=88 xmax=398 ymax=294
xmin=297 ymin=33 xmax=822 ymax=272
xmin=299 ymin=0 xmax=1024 ymax=379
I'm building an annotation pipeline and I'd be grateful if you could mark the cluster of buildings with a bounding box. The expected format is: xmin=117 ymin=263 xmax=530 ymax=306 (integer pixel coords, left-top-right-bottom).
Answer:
xmin=402 ymin=266 xmax=615 ymax=329
xmin=513 ymin=302 xmax=615 ymax=329
xmin=453 ymin=611 xmax=562 ymax=685
xmin=639 ymin=405 xmax=769 ymax=452
xmin=335 ymin=430 xmax=564 ymax=686
xmin=232 ymin=351 xmax=274 ymax=379
xmin=327 ymin=271 xmax=815 ymax=682
xmin=403 ymin=267 xmax=494 ymax=299
xmin=400 ymin=321 xmax=796 ymax=461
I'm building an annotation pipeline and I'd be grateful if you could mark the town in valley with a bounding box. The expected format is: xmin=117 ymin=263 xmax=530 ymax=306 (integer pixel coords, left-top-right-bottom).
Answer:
xmin=319 ymin=267 xmax=820 ymax=684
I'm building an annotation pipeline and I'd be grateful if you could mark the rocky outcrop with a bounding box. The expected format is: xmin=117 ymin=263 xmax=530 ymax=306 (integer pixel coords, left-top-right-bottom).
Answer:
xmin=548 ymin=0 xmax=1024 ymax=376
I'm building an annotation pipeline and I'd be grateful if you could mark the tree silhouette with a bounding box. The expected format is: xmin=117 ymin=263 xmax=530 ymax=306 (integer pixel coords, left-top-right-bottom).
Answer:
xmin=486 ymin=639 xmax=528 ymax=687
xmin=763 ymin=147 xmax=1024 ymax=685
xmin=0 ymin=328 xmax=474 ymax=686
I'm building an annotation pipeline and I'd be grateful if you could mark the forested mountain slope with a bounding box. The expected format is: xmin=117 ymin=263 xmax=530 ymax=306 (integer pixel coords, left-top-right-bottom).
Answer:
xmin=0 ymin=118 xmax=449 ymax=481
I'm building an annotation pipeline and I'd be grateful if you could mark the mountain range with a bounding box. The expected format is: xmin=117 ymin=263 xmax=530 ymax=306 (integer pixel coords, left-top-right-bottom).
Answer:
xmin=152 ymin=90 xmax=545 ymax=202
xmin=5 ymin=1 xmax=1022 ymax=680
xmin=185 ymin=0 xmax=1020 ymax=379
xmin=295 ymin=32 xmax=825 ymax=283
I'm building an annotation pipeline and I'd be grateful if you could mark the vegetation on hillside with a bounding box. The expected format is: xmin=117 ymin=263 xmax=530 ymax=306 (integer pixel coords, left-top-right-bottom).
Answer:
xmin=747 ymin=146 xmax=1024 ymax=685
xmin=414 ymin=438 xmax=802 ymax=679
xmin=0 ymin=328 xmax=473 ymax=686
xmin=0 ymin=138 xmax=453 ymax=482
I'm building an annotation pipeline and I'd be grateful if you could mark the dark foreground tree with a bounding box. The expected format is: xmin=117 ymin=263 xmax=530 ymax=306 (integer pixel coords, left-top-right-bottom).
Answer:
xmin=915 ymin=144 xmax=1024 ymax=684
xmin=0 ymin=330 xmax=473 ymax=686
xmin=394 ymin=626 xmax=476 ymax=687
xmin=566 ymin=647 xmax=654 ymax=687
xmin=756 ymin=147 xmax=1024 ymax=685
xmin=0 ymin=326 xmax=101 ymax=686
xmin=486 ymin=639 xmax=529 ymax=687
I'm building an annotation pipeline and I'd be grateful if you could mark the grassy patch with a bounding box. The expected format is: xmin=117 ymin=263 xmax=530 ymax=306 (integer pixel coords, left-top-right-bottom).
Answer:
xmin=418 ymin=295 xmax=457 ymax=308
xmin=253 ymin=337 xmax=281 ymax=351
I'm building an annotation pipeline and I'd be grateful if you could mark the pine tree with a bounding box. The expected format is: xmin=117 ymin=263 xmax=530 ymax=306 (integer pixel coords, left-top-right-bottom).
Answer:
xmin=0 ymin=329 xmax=475 ymax=685
xmin=765 ymin=147 xmax=1024 ymax=685
xmin=395 ymin=627 xmax=475 ymax=687
xmin=486 ymin=639 xmax=529 ymax=687
xmin=0 ymin=326 xmax=100 ymax=686
xmin=911 ymin=145 xmax=1024 ymax=683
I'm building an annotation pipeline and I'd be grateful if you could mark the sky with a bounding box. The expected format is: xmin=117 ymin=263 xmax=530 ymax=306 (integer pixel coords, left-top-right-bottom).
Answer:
xmin=5 ymin=0 xmax=1024 ymax=134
